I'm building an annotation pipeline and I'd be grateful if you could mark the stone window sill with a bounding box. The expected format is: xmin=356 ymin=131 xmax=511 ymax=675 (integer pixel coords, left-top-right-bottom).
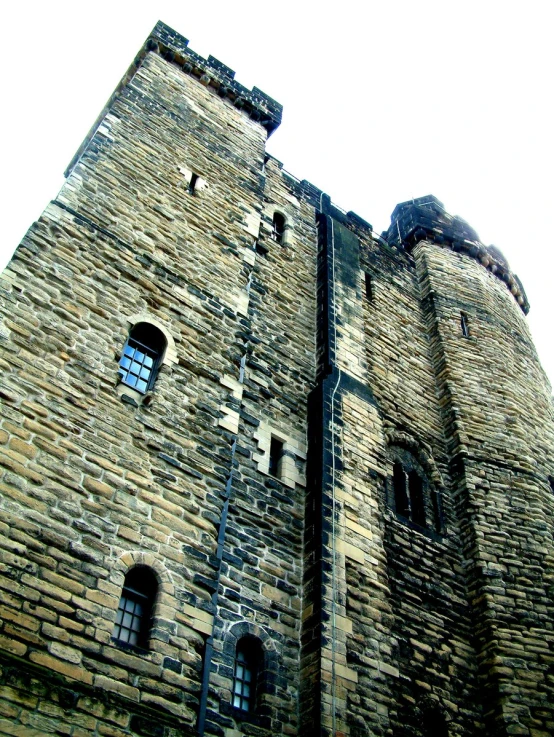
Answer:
xmin=110 ymin=637 xmax=150 ymax=656
xmin=391 ymin=512 xmax=445 ymax=542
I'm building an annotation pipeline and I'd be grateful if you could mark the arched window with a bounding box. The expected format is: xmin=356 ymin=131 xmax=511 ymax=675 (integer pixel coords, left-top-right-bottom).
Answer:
xmin=389 ymin=447 xmax=442 ymax=533
xmin=393 ymin=462 xmax=427 ymax=527
xmin=112 ymin=566 xmax=158 ymax=648
xmin=118 ymin=322 xmax=167 ymax=394
xmin=232 ymin=637 xmax=263 ymax=712
xmin=271 ymin=212 xmax=286 ymax=244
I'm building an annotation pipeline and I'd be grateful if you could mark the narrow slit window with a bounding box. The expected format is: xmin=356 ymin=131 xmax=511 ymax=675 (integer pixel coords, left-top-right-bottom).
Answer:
xmin=364 ymin=273 xmax=373 ymax=302
xmin=255 ymin=241 xmax=268 ymax=257
xmin=548 ymin=476 xmax=554 ymax=494
xmin=188 ymin=172 xmax=200 ymax=195
xmin=272 ymin=212 xmax=286 ymax=244
xmin=393 ymin=462 xmax=409 ymax=517
xmin=408 ymin=470 xmax=426 ymax=527
xmin=460 ymin=312 xmax=470 ymax=337
xmin=269 ymin=437 xmax=284 ymax=477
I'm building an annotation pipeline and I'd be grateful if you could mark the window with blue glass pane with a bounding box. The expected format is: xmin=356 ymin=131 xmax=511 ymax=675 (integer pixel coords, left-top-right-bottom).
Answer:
xmin=232 ymin=637 xmax=263 ymax=713
xmin=118 ymin=323 xmax=166 ymax=394
xmin=112 ymin=566 xmax=158 ymax=649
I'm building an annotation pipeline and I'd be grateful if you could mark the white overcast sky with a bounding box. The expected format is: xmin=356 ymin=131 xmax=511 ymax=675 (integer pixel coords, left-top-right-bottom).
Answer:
xmin=2 ymin=1 xmax=553 ymax=389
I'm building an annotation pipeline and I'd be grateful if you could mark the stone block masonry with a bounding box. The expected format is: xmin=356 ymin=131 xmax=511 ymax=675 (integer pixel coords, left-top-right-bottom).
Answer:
xmin=1 ymin=19 xmax=553 ymax=737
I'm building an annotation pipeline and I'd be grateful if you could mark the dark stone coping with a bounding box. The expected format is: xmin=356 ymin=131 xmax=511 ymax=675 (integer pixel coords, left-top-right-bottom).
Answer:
xmin=384 ymin=195 xmax=529 ymax=314
xmin=271 ymin=164 xmax=528 ymax=316
xmin=149 ymin=22 xmax=282 ymax=133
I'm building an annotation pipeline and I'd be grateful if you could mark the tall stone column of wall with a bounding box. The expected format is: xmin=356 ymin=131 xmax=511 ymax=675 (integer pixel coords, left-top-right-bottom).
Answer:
xmin=415 ymin=240 xmax=554 ymax=735
xmin=359 ymin=232 xmax=482 ymax=736
xmin=200 ymin=157 xmax=319 ymax=736
xmin=302 ymin=205 xmax=483 ymax=736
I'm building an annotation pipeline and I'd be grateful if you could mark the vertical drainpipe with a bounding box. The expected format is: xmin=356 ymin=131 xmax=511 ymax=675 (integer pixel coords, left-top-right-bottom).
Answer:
xmin=315 ymin=194 xmax=341 ymax=736
xmin=196 ymin=270 xmax=253 ymax=736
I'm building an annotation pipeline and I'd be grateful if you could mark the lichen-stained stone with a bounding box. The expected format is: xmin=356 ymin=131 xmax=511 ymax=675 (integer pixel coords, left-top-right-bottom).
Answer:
xmin=1 ymin=20 xmax=553 ymax=737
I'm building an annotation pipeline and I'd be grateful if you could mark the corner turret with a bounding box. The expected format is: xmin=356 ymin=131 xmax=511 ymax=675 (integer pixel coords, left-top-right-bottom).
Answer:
xmin=384 ymin=195 xmax=529 ymax=312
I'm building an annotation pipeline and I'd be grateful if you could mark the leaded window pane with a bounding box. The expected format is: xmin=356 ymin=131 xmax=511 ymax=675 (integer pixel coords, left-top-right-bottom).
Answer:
xmin=118 ymin=337 xmax=160 ymax=394
xmin=113 ymin=589 xmax=150 ymax=646
xmin=232 ymin=647 xmax=257 ymax=712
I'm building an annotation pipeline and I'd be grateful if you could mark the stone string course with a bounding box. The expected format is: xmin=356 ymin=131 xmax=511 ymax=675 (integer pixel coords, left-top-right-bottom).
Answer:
xmin=1 ymin=20 xmax=553 ymax=737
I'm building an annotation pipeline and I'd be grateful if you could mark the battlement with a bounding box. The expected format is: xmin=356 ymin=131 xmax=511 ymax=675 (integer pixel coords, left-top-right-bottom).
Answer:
xmin=149 ymin=22 xmax=282 ymax=133
xmin=384 ymin=195 xmax=529 ymax=313
xmin=66 ymin=21 xmax=282 ymax=177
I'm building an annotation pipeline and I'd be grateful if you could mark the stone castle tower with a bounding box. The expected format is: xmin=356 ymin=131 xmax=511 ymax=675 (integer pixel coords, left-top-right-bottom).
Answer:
xmin=1 ymin=21 xmax=553 ymax=737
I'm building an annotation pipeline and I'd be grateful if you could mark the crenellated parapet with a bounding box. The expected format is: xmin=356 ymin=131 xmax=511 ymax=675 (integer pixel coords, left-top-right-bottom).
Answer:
xmin=148 ymin=22 xmax=282 ymax=133
xmin=383 ymin=195 xmax=529 ymax=313
xmin=66 ymin=21 xmax=282 ymax=177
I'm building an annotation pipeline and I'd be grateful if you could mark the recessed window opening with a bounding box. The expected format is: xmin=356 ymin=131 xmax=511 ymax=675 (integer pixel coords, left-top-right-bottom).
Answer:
xmin=460 ymin=312 xmax=470 ymax=337
xmin=188 ymin=172 xmax=200 ymax=195
xmin=118 ymin=322 xmax=166 ymax=394
xmin=393 ymin=462 xmax=410 ymax=517
xmin=393 ymin=462 xmax=428 ymax=528
xmin=269 ymin=437 xmax=284 ymax=477
xmin=408 ymin=470 xmax=425 ymax=527
xmin=255 ymin=241 xmax=268 ymax=257
xmin=421 ymin=705 xmax=449 ymax=737
xmin=364 ymin=273 xmax=373 ymax=302
xmin=112 ymin=566 xmax=158 ymax=648
xmin=272 ymin=212 xmax=286 ymax=244
xmin=548 ymin=476 xmax=554 ymax=494
xmin=232 ymin=637 xmax=262 ymax=712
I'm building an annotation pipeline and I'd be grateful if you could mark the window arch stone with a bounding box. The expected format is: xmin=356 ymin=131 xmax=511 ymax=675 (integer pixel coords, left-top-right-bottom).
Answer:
xmin=111 ymin=550 xmax=175 ymax=599
xmin=124 ymin=313 xmax=178 ymax=368
xmin=116 ymin=313 xmax=177 ymax=406
xmin=385 ymin=432 xmax=444 ymax=535
xmin=222 ymin=621 xmax=280 ymax=719
xmin=105 ymin=551 xmax=178 ymax=650
xmin=262 ymin=204 xmax=294 ymax=247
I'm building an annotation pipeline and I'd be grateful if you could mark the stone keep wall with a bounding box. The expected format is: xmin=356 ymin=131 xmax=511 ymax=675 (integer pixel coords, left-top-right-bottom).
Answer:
xmin=0 ymin=26 xmax=318 ymax=737
xmin=1 ymin=19 xmax=554 ymax=737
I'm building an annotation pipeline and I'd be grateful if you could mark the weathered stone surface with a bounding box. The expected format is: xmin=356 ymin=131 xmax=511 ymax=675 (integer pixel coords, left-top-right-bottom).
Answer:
xmin=1 ymin=19 xmax=553 ymax=737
